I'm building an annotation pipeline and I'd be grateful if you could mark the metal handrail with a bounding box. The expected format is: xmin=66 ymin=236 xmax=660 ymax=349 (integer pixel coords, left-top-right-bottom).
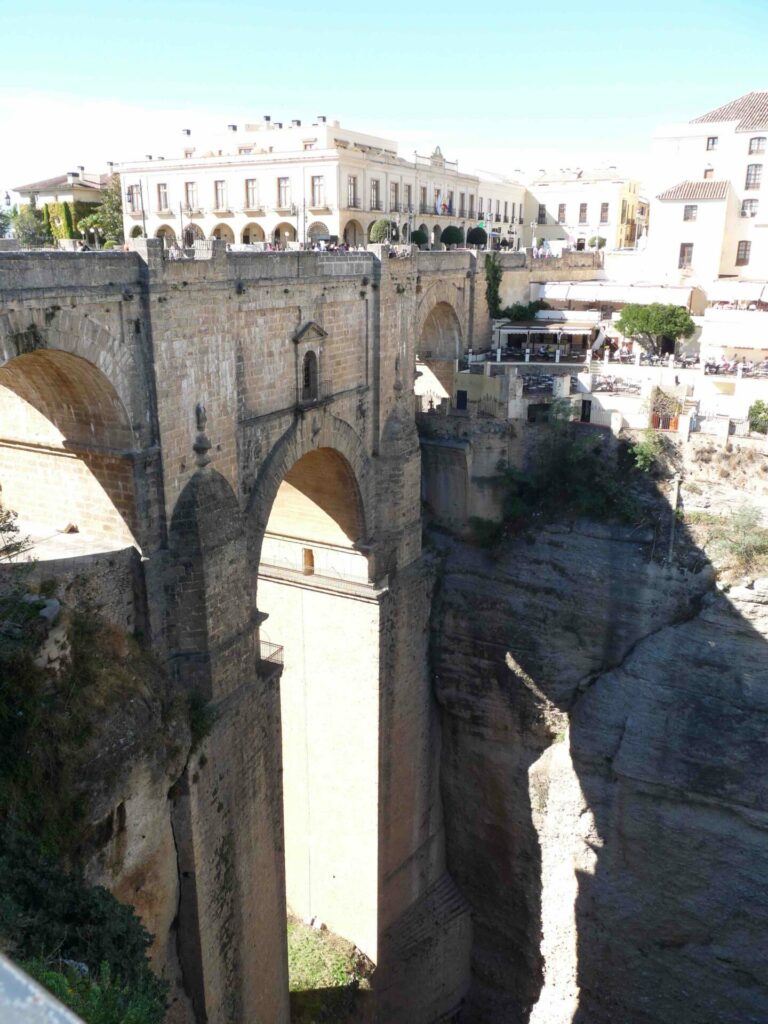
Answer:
xmin=298 ymin=378 xmax=332 ymax=406
xmin=259 ymin=640 xmax=284 ymax=667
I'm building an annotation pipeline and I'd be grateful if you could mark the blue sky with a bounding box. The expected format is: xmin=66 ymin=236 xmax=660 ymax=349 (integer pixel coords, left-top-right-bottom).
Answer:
xmin=2 ymin=0 xmax=767 ymax=192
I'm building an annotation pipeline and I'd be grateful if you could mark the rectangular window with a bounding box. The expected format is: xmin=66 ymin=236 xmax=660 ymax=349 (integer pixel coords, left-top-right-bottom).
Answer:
xmin=736 ymin=240 xmax=751 ymax=266
xmin=214 ymin=180 xmax=226 ymax=209
xmin=495 ymin=199 xmax=500 ymax=216
xmin=370 ymin=179 xmax=381 ymax=209
xmin=537 ymin=204 xmax=546 ymax=224
xmin=510 ymin=201 xmax=515 ymax=221
xmin=157 ymin=183 xmax=168 ymax=210
xmin=468 ymin=194 xmax=475 ymax=217
xmin=184 ymin=182 xmax=197 ymax=209
xmin=749 ymin=137 xmax=766 ymax=154
xmin=579 ymin=203 xmax=587 ymax=224
xmin=446 ymin=190 xmax=453 ymax=214
xmin=311 ymin=175 xmax=325 ymax=207
xmin=405 ymin=183 xmax=412 ymax=209
xmin=277 ymin=177 xmax=290 ymax=207
xmin=621 ymin=199 xmax=628 ymax=223
xmin=503 ymin=200 xmax=508 ymax=221
xmin=703 ymin=168 xmax=714 ymax=180
xmin=127 ymin=184 xmax=141 ymax=212
xmin=706 ymin=136 xmax=718 ymax=150
xmin=600 ymin=202 xmax=609 ymax=223
xmin=746 ymin=164 xmax=762 ymax=189
xmin=683 ymin=204 xmax=698 ymax=221
xmin=245 ymin=178 xmax=259 ymax=208
xmin=678 ymin=242 xmax=694 ymax=269
xmin=390 ymin=182 xmax=399 ymax=210
xmin=741 ymin=198 xmax=759 ymax=217
xmin=303 ymin=141 xmax=315 ymax=150
xmin=347 ymin=175 xmax=358 ymax=207
xmin=558 ymin=203 xmax=566 ymax=223
xmin=459 ymin=192 xmax=466 ymax=216
xmin=478 ymin=197 xmax=484 ymax=215
xmin=420 ymin=185 xmax=428 ymax=211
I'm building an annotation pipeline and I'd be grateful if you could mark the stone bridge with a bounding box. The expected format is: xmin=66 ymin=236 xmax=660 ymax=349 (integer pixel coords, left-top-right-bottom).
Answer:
xmin=0 ymin=242 xmax=505 ymax=1023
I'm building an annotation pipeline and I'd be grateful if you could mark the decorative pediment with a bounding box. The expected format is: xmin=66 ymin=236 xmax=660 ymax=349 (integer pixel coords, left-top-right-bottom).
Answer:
xmin=292 ymin=321 xmax=328 ymax=345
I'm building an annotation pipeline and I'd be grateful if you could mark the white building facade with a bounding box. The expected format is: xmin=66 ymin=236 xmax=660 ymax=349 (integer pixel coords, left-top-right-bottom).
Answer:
xmin=648 ymin=92 xmax=768 ymax=285
xmin=526 ymin=171 xmax=645 ymax=252
xmin=117 ymin=118 xmax=529 ymax=249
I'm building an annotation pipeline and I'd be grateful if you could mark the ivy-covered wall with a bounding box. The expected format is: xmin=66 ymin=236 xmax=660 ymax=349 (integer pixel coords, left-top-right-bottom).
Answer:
xmin=44 ymin=201 xmax=100 ymax=240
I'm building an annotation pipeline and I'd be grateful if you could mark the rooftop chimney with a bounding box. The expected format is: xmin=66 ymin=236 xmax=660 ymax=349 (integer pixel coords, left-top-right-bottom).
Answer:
xmin=291 ymin=119 xmax=301 ymax=127
xmin=182 ymin=128 xmax=191 ymax=136
xmin=317 ymin=115 xmax=327 ymax=123
xmin=77 ymin=165 xmax=84 ymax=174
xmin=146 ymin=155 xmax=153 ymax=160
xmin=227 ymin=124 xmax=238 ymax=131
xmin=263 ymin=115 xmax=271 ymax=122
xmin=275 ymin=122 xmax=283 ymax=129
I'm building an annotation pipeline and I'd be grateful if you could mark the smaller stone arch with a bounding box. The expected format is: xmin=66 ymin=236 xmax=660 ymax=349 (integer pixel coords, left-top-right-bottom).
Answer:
xmin=184 ymin=223 xmax=204 ymax=247
xmin=211 ymin=223 xmax=235 ymax=243
xmin=418 ymin=298 xmax=464 ymax=363
xmin=130 ymin=225 xmax=143 ymax=239
xmin=242 ymin=223 xmax=265 ymax=243
xmin=273 ymin=222 xmax=297 ymax=246
xmin=343 ymin=219 xmax=364 ymax=245
xmin=307 ymin=221 xmax=330 ymax=243
xmin=156 ymin=225 xmax=176 ymax=244
xmin=418 ymin=223 xmax=428 ymax=237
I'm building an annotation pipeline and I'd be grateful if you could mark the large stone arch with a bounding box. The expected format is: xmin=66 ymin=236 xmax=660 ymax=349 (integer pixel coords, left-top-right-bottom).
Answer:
xmin=246 ymin=411 xmax=373 ymax=594
xmin=0 ymin=348 xmax=139 ymax=555
xmin=0 ymin=305 xmax=147 ymax=444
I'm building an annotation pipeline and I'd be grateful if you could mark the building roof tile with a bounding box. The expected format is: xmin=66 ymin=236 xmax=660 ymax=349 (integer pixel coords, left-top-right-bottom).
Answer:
xmin=13 ymin=173 xmax=107 ymax=194
xmin=691 ymin=92 xmax=768 ymax=131
xmin=657 ymin=180 xmax=729 ymax=201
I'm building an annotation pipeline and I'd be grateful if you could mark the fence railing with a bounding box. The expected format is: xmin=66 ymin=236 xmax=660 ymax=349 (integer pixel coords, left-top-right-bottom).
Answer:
xmin=298 ymin=378 xmax=332 ymax=407
xmin=259 ymin=640 xmax=284 ymax=668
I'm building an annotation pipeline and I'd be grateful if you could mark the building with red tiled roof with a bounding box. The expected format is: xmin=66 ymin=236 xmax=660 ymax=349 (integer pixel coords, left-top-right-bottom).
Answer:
xmin=648 ymin=93 xmax=768 ymax=288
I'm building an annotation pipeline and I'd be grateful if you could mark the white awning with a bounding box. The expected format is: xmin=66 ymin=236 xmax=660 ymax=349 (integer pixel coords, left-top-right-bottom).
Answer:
xmin=501 ymin=323 xmax=594 ymax=335
xmin=531 ymin=281 xmax=693 ymax=306
xmin=699 ymin=319 xmax=768 ymax=351
xmin=707 ymin=280 xmax=766 ymax=303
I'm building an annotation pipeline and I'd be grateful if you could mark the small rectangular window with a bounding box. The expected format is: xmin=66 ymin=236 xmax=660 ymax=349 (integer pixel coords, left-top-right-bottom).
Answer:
xmin=749 ymin=137 xmax=766 ymax=155
xmin=157 ymin=183 xmax=168 ymax=210
xmin=600 ymin=202 xmax=609 ymax=223
xmin=741 ymin=199 xmax=759 ymax=217
xmin=370 ymin=179 xmax=381 ymax=209
xmin=277 ymin=177 xmax=290 ymax=207
xmin=678 ymin=242 xmax=694 ymax=269
xmin=621 ymin=199 xmax=628 ymax=223
xmin=537 ymin=204 xmax=546 ymax=224
xmin=706 ymin=136 xmax=718 ymax=150
xmin=579 ymin=202 xmax=587 ymax=224
xmin=736 ymin=240 xmax=751 ymax=266
xmin=703 ymin=168 xmax=714 ymax=180
xmin=245 ymin=178 xmax=259 ymax=208
xmin=184 ymin=182 xmax=197 ymax=209
xmin=558 ymin=203 xmax=566 ymax=223
xmin=214 ymin=180 xmax=226 ymax=209
xmin=468 ymin=194 xmax=475 ymax=216
xmin=127 ymin=184 xmax=141 ymax=212
xmin=683 ymin=204 xmax=698 ymax=221
xmin=503 ymin=200 xmax=508 ymax=221
xmin=347 ymin=175 xmax=358 ymax=206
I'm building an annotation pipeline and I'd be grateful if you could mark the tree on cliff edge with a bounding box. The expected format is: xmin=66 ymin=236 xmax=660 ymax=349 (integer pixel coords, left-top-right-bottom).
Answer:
xmin=615 ymin=303 xmax=695 ymax=357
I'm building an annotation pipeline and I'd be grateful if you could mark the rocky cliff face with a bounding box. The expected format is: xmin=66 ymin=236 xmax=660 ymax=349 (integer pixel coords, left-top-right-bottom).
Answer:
xmin=433 ymin=475 xmax=768 ymax=1023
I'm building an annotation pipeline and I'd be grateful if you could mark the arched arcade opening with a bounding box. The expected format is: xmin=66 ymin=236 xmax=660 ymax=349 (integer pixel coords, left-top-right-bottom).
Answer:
xmin=256 ymin=446 xmax=380 ymax=965
xmin=0 ymin=350 xmax=139 ymax=560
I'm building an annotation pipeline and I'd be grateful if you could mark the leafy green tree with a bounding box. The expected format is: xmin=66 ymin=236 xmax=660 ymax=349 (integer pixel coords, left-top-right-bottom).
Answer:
xmin=410 ymin=228 xmax=428 ymax=246
xmin=440 ymin=225 xmax=464 ymax=246
xmin=466 ymin=226 xmax=487 ymax=246
xmin=615 ymin=303 xmax=695 ymax=357
xmin=75 ymin=176 xmax=124 ymax=245
xmin=0 ymin=206 xmax=11 ymax=238
xmin=10 ymin=205 xmax=52 ymax=247
xmin=369 ymin=218 xmax=392 ymax=242
xmin=749 ymin=399 xmax=768 ymax=434
xmin=62 ymin=202 xmax=75 ymax=238
xmin=588 ymin=235 xmax=606 ymax=249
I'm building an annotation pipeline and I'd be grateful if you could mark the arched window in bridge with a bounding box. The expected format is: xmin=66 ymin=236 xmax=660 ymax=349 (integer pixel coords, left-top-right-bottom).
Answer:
xmin=302 ymin=350 xmax=318 ymax=402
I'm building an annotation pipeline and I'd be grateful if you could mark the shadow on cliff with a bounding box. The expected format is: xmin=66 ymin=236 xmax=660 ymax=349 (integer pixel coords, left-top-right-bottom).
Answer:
xmin=432 ymin=437 xmax=768 ymax=1024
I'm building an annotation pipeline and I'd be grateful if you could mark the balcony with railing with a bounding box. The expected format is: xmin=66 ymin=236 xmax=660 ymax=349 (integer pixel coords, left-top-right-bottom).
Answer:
xmin=370 ymin=198 xmax=383 ymax=211
xmin=298 ymin=378 xmax=332 ymax=408
xmin=389 ymin=201 xmax=401 ymax=213
xmin=257 ymin=639 xmax=284 ymax=679
xmin=346 ymin=196 xmax=362 ymax=209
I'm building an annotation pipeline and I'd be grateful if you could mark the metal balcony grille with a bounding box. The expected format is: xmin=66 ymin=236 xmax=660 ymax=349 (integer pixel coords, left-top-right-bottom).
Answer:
xmin=259 ymin=640 xmax=284 ymax=667
xmin=298 ymin=378 xmax=331 ymax=406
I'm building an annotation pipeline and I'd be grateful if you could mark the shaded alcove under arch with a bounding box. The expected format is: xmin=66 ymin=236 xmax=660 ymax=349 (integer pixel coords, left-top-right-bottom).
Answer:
xmin=257 ymin=445 xmax=380 ymax=964
xmin=0 ymin=348 xmax=139 ymax=558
